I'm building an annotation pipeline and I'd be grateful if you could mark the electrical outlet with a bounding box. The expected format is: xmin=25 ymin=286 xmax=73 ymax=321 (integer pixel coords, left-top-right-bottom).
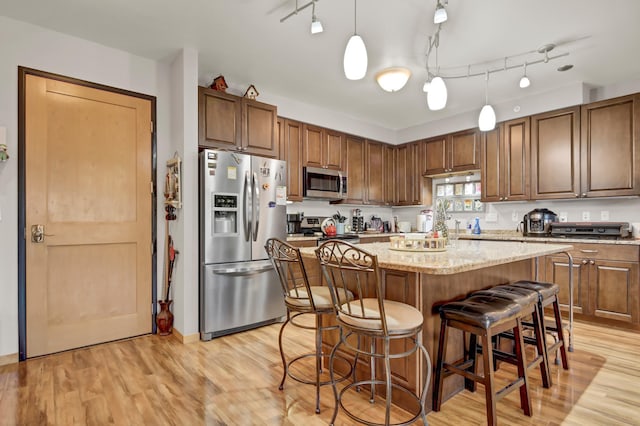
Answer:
xmin=582 ymin=211 xmax=591 ymax=221
xmin=559 ymin=212 xmax=568 ymax=222
xmin=511 ymin=211 xmax=520 ymax=222
xmin=601 ymin=210 xmax=610 ymax=221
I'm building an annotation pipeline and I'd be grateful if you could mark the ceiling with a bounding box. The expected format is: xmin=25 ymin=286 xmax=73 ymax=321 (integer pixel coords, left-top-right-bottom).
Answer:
xmin=2 ymin=0 xmax=640 ymax=130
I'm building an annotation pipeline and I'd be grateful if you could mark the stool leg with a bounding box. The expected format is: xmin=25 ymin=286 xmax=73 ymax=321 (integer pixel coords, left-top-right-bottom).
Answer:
xmin=552 ymin=296 xmax=570 ymax=370
xmin=369 ymin=338 xmax=376 ymax=403
xmin=481 ymin=333 xmax=498 ymax=426
xmin=384 ymin=338 xmax=392 ymax=426
xmin=513 ymin=319 xmax=532 ymax=416
xmin=465 ymin=332 xmax=478 ymax=392
xmin=314 ymin=315 xmax=322 ymax=414
xmin=329 ymin=333 xmax=343 ymax=426
xmin=433 ymin=318 xmax=449 ymax=412
xmin=417 ymin=334 xmax=431 ymax=426
xmin=278 ymin=312 xmax=291 ymax=391
xmin=531 ymin=305 xmax=552 ymax=388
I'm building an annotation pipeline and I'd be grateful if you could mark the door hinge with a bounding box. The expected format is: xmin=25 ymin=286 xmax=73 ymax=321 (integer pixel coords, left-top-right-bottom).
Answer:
xmin=150 ymin=181 xmax=154 ymax=194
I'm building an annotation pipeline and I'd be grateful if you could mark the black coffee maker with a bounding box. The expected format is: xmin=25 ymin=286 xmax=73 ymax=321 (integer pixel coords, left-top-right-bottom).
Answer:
xmin=286 ymin=213 xmax=303 ymax=235
xmin=523 ymin=208 xmax=558 ymax=236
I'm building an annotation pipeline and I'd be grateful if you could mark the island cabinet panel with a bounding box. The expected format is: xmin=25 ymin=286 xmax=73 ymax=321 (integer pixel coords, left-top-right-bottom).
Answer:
xmin=531 ymin=106 xmax=581 ymax=199
xmin=383 ymin=145 xmax=396 ymax=205
xmin=581 ymin=94 xmax=640 ymax=197
xmin=198 ymin=86 xmax=278 ymax=157
xmin=302 ymin=124 xmax=343 ymax=170
xmin=342 ymin=135 xmax=366 ymax=203
xmin=543 ymin=243 xmax=640 ymax=327
xmin=278 ymin=118 xmax=303 ymax=202
xmin=366 ymin=140 xmax=385 ymax=205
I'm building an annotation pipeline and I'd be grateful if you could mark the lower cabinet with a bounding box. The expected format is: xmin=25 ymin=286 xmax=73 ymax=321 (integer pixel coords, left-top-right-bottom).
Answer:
xmin=543 ymin=243 xmax=640 ymax=326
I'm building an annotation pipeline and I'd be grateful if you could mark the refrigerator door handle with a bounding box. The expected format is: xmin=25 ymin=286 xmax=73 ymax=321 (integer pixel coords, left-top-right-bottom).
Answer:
xmin=252 ymin=172 xmax=260 ymax=242
xmin=244 ymin=171 xmax=251 ymax=241
xmin=208 ymin=264 xmax=274 ymax=275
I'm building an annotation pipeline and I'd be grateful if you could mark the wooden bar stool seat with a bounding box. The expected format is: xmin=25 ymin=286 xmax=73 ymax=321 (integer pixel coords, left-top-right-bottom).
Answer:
xmin=433 ymin=294 xmax=532 ymax=426
xmin=510 ymin=280 xmax=569 ymax=370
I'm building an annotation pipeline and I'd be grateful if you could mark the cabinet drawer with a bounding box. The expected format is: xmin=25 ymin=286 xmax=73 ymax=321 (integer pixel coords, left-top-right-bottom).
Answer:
xmin=561 ymin=243 xmax=639 ymax=262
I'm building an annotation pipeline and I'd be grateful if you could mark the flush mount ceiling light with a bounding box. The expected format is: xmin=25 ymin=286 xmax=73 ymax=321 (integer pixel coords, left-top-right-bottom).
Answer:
xmin=376 ymin=67 xmax=411 ymax=92
xmin=344 ymin=0 xmax=367 ymax=80
xmin=433 ymin=0 xmax=448 ymax=24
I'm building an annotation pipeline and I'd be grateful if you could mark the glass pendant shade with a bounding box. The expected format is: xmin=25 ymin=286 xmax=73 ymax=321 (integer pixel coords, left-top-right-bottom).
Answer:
xmin=478 ymin=104 xmax=496 ymax=131
xmin=519 ymin=75 xmax=530 ymax=88
xmin=433 ymin=5 xmax=447 ymax=24
xmin=311 ymin=19 xmax=323 ymax=34
xmin=344 ymin=34 xmax=368 ymax=80
xmin=376 ymin=67 xmax=411 ymax=92
xmin=422 ymin=80 xmax=431 ymax=93
xmin=427 ymin=76 xmax=447 ymax=110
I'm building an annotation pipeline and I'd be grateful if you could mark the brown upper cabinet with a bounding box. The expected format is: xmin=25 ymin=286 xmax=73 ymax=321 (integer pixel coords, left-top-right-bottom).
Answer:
xmin=302 ymin=124 xmax=343 ymax=170
xmin=278 ymin=118 xmax=304 ymax=202
xmin=423 ymin=128 xmax=481 ymax=176
xmin=342 ymin=135 xmax=366 ymax=203
xmin=481 ymin=117 xmax=530 ymax=202
xmin=366 ymin=140 xmax=385 ymax=205
xmin=396 ymin=142 xmax=430 ymax=206
xmin=580 ymin=94 xmax=640 ymax=198
xmin=383 ymin=145 xmax=396 ymax=206
xmin=531 ymin=106 xmax=581 ymax=199
xmin=198 ymin=86 xmax=278 ymax=157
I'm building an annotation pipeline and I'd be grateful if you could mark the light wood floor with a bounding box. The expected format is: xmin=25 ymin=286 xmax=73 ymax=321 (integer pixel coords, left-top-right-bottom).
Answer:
xmin=1 ymin=319 xmax=639 ymax=425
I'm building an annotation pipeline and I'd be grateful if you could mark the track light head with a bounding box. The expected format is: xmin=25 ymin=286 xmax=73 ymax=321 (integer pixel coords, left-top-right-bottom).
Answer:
xmin=434 ymin=1 xmax=448 ymax=24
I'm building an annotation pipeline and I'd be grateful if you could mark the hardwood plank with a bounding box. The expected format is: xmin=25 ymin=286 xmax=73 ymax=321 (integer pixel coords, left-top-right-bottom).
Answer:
xmin=1 ymin=320 xmax=639 ymax=425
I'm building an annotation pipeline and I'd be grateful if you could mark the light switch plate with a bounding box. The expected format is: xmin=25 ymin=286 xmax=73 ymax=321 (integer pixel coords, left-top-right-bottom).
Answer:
xmin=582 ymin=211 xmax=591 ymax=221
xmin=601 ymin=210 xmax=610 ymax=221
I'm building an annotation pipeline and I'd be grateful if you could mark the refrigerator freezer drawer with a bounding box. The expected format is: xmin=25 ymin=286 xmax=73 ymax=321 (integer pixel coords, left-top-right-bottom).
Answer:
xmin=200 ymin=260 xmax=285 ymax=340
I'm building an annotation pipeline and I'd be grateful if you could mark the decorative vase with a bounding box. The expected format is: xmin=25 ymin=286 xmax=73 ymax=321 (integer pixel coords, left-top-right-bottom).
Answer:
xmin=156 ymin=300 xmax=174 ymax=336
xmin=336 ymin=222 xmax=345 ymax=234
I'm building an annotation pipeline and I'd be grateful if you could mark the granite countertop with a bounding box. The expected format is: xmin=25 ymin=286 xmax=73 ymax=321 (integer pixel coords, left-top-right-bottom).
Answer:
xmin=457 ymin=231 xmax=640 ymax=246
xmin=287 ymin=232 xmax=399 ymax=242
xmin=299 ymin=239 xmax=573 ymax=275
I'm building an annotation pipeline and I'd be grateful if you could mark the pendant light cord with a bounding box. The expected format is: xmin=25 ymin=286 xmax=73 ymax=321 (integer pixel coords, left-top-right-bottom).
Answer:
xmin=354 ymin=0 xmax=357 ymax=35
xmin=484 ymin=71 xmax=489 ymax=104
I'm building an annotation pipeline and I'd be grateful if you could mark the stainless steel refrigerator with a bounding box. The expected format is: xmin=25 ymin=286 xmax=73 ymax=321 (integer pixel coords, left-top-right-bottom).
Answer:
xmin=199 ymin=149 xmax=287 ymax=340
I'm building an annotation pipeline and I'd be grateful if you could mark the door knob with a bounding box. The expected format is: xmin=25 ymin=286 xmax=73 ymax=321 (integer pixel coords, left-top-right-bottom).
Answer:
xmin=31 ymin=224 xmax=54 ymax=243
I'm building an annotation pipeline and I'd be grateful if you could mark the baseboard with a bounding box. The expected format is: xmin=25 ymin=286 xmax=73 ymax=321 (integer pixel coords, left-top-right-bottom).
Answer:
xmin=0 ymin=353 xmax=18 ymax=366
xmin=171 ymin=328 xmax=199 ymax=344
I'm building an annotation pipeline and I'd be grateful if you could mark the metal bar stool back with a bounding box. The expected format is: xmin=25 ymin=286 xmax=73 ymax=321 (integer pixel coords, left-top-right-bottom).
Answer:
xmin=265 ymin=238 xmax=353 ymax=414
xmin=316 ymin=240 xmax=431 ymax=426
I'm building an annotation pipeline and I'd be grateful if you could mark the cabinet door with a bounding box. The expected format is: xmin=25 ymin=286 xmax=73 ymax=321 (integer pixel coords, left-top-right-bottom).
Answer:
xmin=198 ymin=87 xmax=241 ymax=149
xmin=366 ymin=140 xmax=385 ymax=205
xmin=502 ymin=117 xmax=530 ymax=201
xmin=480 ymin=125 xmax=502 ymax=202
xmin=280 ymin=119 xmax=303 ymax=202
xmin=410 ymin=142 xmax=426 ymax=205
xmin=544 ymin=255 xmax=587 ymax=314
xmin=449 ymin=128 xmax=481 ymax=173
xmin=325 ymin=129 xmax=344 ymax=170
xmin=581 ymin=94 xmax=640 ymax=197
xmin=384 ymin=145 xmax=396 ymax=206
xmin=423 ymin=136 xmax=447 ymax=175
xmin=343 ymin=135 xmax=365 ymax=204
xmin=590 ymin=259 xmax=639 ymax=323
xmin=531 ymin=106 xmax=580 ymax=199
xmin=395 ymin=144 xmax=412 ymax=205
xmin=302 ymin=124 xmax=324 ymax=168
xmin=242 ymin=99 xmax=278 ymax=157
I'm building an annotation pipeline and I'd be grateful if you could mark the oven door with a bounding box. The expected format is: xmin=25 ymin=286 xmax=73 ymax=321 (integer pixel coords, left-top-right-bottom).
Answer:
xmin=303 ymin=167 xmax=346 ymax=199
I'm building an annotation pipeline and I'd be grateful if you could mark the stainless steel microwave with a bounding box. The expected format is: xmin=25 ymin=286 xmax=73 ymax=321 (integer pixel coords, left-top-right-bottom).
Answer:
xmin=303 ymin=167 xmax=347 ymax=200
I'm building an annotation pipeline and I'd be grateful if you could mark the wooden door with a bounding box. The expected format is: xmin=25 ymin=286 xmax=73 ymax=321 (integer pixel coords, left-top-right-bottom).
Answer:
xmin=481 ymin=125 xmax=502 ymax=202
xmin=324 ymin=129 xmax=344 ymax=170
xmin=383 ymin=145 xmax=396 ymax=206
xmin=502 ymin=117 xmax=530 ymax=201
xmin=423 ymin=136 xmax=447 ymax=175
xmin=531 ymin=106 xmax=580 ymax=199
xmin=544 ymin=255 xmax=586 ymax=315
xmin=242 ymin=99 xmax=277 ymax=158
xmin=449 ymin=128 xmax=480 ymax=173
xmin=366 ymin=140 xmax=385 ymax=205
xmin=590 ymin=260 xmax=639 ymax=323
xmin=343 ymin=135 xmax=365 ymax=203
xmin=395 ymin=144 xmax=411 ymax=205
xmin=280 ymin=118 xmax=303 ymax=202
xmin=302 ymin=124 xmax=323 ymax=168
xmin=581 ymin=94 xmax=640 ymax=197
xmin=24 ymin=74 xmax=153 ymax=357
xmin=409 ymin=142 xmax=425 ymax=205
xmin=198 ymin=86 xmax=241 ymax=149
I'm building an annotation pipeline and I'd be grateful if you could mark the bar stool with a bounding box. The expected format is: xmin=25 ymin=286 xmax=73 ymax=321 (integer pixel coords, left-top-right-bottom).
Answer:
xmin=316 ymin=240 xmax=431 ymax=426
xmin=433 ymin=294 xmax=531 ymax=426
xmin=472 ymin=285 xmax=552 ymax=388
xmin=510 ymin=280 xmax=569 ymax=370
xmin=265 ymin=238 xmax=353 ymax=414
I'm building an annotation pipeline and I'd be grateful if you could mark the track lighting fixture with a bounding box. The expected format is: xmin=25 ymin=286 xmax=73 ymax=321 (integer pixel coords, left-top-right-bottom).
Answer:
xmin=519 ymin=63 xmax=530 ymax=88
xmin=434 ymin=0 xmax=448 ymax=24
xmin=310 ymin=1 xmax=323 ymax=34
xmin=343 ymin=0 xmax=367 ymax=80
xmin=478 ymin=71 xmax=496 ymax=131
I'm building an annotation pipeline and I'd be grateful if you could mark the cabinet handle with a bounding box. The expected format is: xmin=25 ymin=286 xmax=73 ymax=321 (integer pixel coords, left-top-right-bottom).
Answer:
xmin=581 ymin=259 xmax=589 ymax=265
xmin=504 ymin=197 xmax=508 ymax=201
xmin=575 ymin=193 xmax=580 ymax=198
xmin=581 ymin=193 xmax=587 ymax=197
xmin=590 ymin=260 xmax=595 ymax=265
xmin=580 ymin=249 xmax=598 ymax=254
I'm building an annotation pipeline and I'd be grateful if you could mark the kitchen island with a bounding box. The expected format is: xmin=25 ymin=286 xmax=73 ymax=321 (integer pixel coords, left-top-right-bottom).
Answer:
xmin=298 ymin=239 xmax=573 ymax=412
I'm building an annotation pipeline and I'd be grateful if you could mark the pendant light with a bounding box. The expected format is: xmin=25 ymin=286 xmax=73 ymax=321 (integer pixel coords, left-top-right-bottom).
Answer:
xmin=427 ymin=34 xmax=447 ymax=110
xmin=478 ymin=71 xmax=496 ymax=131
xmin=310 ymin=1 xmax=323 ymax=34
xmin=433 ymin=0 xmax=448 ymax=24
xmin=519 ymin=62 xmax=530 ymax=88
xmin=343 ymin=0 xmax=367 ymax=80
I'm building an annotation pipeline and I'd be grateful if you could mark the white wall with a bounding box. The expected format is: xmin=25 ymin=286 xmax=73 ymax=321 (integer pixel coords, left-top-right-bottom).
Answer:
xmin=0 ymin=16 xmax=173 ymax=358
